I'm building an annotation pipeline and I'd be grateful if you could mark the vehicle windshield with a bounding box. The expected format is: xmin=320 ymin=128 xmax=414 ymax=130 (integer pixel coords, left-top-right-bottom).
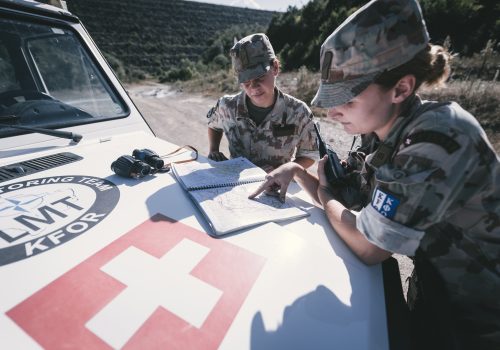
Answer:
xmin=0 ymin=15 xmax=127 ymax=136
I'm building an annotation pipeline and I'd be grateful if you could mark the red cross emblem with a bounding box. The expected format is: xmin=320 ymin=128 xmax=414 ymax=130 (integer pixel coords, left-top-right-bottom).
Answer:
xmin=7 ymin=214 xmax=266 ymax=349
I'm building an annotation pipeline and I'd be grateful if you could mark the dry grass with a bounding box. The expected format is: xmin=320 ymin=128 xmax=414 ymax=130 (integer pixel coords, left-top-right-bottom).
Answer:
xmin=176 ymin=66 xmax=499 ymax=154
xmin=419 ymin=80 xmax=500 ymax=153
xmin=420 ymin=80 xmax=500 ymax=130
xmin=174 ymin=69 xmax=238 ymax=96
xmin=278 ymin=69 xmax=499 ymax=154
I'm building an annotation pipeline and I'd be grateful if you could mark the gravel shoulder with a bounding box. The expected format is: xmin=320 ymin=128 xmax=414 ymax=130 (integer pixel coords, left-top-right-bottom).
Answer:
xmin=125 ymin=80 xmax=413 ymax=297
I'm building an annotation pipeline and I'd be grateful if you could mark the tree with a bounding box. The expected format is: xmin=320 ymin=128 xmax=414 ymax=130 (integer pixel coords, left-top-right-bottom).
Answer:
xmin=267 ymin=0 xmax=499 ymax=71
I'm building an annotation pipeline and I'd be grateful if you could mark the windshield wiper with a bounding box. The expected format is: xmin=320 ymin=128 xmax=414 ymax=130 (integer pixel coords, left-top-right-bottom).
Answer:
xmin=0 ymin=115 xmax=82 ymax=143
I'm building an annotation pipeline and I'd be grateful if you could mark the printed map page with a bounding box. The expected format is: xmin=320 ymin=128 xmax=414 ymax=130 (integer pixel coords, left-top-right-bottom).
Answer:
xmin=172 ymin=157 xmax=266 ymax=191
xmin=189 ymin=182 xmax=309 ymax=235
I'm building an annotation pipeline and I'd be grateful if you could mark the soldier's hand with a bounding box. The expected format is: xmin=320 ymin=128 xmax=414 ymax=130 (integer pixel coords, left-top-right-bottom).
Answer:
xmin=249 ymin=162 xmax=299 ymax=203
xmin=208 ymin=151 xmax=228 ymax=162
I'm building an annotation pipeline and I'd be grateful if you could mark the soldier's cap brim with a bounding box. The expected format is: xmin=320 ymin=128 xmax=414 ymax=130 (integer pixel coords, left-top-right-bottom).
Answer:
xmin=237 ymin=63 xmax=270 ymax=84
xmin=311 ymin=72 xmax=378 ymax=108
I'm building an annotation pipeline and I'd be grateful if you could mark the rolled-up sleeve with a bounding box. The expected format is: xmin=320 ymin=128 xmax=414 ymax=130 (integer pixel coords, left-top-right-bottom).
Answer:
xmin=356 ymin=107 xmax=484 ymax=255
xmin=357 ymin=205 xmax=425 ymax=255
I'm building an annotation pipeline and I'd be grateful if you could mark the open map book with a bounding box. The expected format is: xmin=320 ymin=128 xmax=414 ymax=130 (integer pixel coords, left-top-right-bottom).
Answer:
xmin=172 ymin=157 xmax=309 ymax=236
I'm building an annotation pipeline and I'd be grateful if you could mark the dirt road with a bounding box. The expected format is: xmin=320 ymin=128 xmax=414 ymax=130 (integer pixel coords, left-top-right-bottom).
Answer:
xmin=126 ymin=81 xmax=413 ymax=296
xmin=125 ymin=81 xmax=359 ymax=159
xmin=126 ymin=82 xmax=229 ymax=155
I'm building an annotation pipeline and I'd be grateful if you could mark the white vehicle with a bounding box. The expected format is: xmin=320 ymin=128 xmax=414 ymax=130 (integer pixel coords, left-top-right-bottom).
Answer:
xmin=0 ymin=1 xmax=392 ymax=349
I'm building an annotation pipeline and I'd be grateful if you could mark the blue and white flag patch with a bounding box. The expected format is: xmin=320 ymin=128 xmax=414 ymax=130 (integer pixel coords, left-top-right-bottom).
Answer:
xmin=372 ymin=188 xmax=400 ymax=219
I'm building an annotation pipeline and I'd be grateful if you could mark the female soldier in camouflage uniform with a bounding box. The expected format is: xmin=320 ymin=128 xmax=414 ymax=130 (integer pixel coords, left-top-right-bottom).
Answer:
xmin=250 ymin=0 xmax=499 ymax=348
xmin=207 ymin=33 xmax=318 ymax=172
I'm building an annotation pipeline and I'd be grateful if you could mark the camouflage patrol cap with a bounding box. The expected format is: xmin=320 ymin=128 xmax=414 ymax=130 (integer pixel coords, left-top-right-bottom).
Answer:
xmin=311 ymin=0 xmax=430 ymax=108
xmin=230 ymin=33 xmax=276 ymax=84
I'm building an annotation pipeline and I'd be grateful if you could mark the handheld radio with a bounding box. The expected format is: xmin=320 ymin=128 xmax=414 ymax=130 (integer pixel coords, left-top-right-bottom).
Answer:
xmin=313 ymin=122 xmax=346 ymax=186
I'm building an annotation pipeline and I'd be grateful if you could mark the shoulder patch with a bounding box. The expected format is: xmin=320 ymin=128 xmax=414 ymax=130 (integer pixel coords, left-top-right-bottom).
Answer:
xmin=403 ymin=131 xmax=460 ymax=154
xmin=372 ymin=188 xmax=400 ymax=219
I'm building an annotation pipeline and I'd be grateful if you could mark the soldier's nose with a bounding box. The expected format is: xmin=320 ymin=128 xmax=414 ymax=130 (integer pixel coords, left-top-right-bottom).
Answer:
xmin=327 ymin=108 xmax=342 ymax=119
xmin=250 ymin=81 xmax=260 ymax=89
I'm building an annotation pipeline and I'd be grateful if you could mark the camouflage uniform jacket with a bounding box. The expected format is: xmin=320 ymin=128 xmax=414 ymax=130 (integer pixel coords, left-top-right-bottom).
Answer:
xmin=207 ymin=88 xmax=318 ymax=168
xmin=355 ymin=96 xmax=500 ymax=345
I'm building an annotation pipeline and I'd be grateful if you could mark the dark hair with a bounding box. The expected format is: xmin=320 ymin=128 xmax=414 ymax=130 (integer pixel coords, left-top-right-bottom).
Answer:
xmin=374 ymin=44 xmax=452 ymax=92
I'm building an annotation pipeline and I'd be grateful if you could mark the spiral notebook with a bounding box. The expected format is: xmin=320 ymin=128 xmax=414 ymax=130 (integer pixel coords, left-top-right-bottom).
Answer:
xmin=171 ymin=157 xmax=309 ymax=236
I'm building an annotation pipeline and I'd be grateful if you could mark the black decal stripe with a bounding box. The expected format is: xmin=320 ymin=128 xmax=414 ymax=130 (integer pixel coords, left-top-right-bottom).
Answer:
xmin=404 ymin=131 xmax=460 ymax=154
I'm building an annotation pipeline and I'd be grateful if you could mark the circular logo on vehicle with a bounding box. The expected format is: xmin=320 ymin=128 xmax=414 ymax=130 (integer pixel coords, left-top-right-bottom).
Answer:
xmin=0 ymin=176 xmax=120 ymax=266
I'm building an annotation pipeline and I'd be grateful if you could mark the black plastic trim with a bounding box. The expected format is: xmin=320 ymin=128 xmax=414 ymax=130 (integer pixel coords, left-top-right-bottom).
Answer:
xmin=0 ymin=152 xmax=82 ymax=183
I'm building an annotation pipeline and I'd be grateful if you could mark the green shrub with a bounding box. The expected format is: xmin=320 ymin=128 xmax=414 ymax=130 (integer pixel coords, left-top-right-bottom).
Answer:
xmin=212 ymin=54 xmax=230 ymax=70
xmin=159 ymin=58 xmax=199 ymax=82
xmin=160 ymin=67 xmax=191 ymax=82
xmin=201 ymin=23 xmax=268 ymax=65
xmin=268 ymin=0 xmax=499 ymax=71
xmin=126 ymin=67 xmax=147 ymax=82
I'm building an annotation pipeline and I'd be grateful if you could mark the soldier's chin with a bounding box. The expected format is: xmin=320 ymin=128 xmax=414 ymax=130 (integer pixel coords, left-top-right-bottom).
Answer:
xmin=249 ymin=92 xmax=265 ymax=100
xmin=248 ymin=94 xmax=273 ymax=107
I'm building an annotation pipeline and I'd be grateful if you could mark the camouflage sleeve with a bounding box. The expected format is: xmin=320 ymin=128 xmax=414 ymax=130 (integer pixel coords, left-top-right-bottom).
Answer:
xmin=356 ymin=106 xmax=493 ymax=255
xmin=295 ymin=110 xmax=319 ymax=160
xmin=357 ymin=205 xmax=425 ymax=255
xmin=207 ymin=98 xmax=223 ymax=131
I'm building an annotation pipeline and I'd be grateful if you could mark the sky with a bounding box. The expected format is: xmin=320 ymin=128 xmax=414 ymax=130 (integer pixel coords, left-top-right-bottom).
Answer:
xmin=189 ymin=0 xmax=312 ymax=12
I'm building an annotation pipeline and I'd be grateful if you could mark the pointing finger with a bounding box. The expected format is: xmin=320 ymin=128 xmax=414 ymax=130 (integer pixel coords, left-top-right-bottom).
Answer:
xmin=248 ymin=179 xmax=272 ymax=199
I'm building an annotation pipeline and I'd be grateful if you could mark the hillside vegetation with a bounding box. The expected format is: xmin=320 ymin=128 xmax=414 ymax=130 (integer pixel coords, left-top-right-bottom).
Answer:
xmin=265 ymin=0 xmax=499 ymax=152
xmin=67 ymin=0 xmax=275 ymax=80
xmin=65 ymin=0 xmax=498 ymax=82
xmin=62 ymin=0 xmax=498 ymax=151
xmin=267 ymin=0 xmax=499 ymax=72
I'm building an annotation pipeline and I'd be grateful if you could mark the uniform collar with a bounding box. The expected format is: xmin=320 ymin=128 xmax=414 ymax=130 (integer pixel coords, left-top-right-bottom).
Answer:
xmin=367 ymin=95 xmax=422 ymax=168
xmin=236 ymin=87 xmax=284 ymax=121
xmin=383 ymin=95 xmax=422 ymax=146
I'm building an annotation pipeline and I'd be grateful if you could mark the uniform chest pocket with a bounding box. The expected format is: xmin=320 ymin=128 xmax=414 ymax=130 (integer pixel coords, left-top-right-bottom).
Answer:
xmin=272 ymin=123 xmax=297 ymax=137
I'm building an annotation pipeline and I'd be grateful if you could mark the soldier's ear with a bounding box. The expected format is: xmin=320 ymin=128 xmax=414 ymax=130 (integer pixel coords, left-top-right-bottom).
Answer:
xmin=271 ymin=59 xmax=280 ymax=76
xmin=392 ymin=74 xmax=415 ymax=103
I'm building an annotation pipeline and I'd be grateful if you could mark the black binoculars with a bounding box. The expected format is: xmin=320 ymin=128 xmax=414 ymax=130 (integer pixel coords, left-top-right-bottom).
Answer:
xmin=132 ymin=148 xmax=164 ymax=170
xmin=111 ymin=148 xmax=165 ymax=179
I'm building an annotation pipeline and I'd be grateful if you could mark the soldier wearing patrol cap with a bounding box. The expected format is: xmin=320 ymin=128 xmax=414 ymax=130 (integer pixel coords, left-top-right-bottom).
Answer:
xmin=249 ymin=0 xmax=500 ymax=348
xmin=207 ymin=33 xmax=318 ymax=172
